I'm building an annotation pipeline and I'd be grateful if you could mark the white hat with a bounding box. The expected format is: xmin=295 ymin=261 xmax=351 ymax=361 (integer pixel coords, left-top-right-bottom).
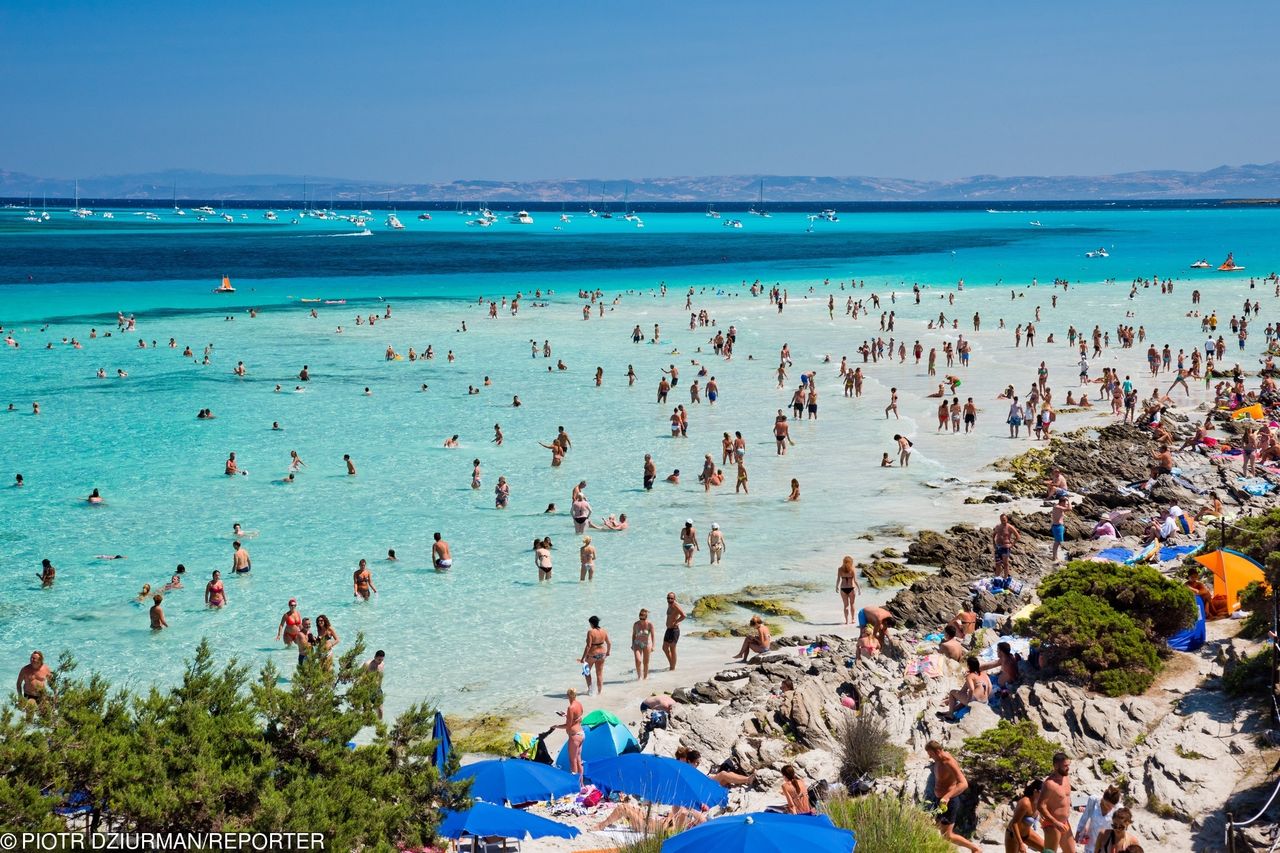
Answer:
xmin=711 ymin=523 xmax=720 ymax=529
xmin=686 ymin=518 xmax=694 ymax=525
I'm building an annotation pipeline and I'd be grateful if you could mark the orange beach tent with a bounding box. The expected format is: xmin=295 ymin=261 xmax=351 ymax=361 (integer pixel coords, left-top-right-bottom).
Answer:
xmin=1193 ymin=549 xmax=1267 ymax=615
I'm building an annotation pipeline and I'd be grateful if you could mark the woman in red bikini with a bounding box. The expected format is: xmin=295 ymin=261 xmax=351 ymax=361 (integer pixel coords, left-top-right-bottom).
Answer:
xmin=276 ymin=598 xmax=302 ymax=646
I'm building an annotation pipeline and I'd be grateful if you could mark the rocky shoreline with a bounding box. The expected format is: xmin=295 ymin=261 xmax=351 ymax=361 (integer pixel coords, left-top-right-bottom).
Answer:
xmin=610 ymin=412 xmax=1280 ymax=851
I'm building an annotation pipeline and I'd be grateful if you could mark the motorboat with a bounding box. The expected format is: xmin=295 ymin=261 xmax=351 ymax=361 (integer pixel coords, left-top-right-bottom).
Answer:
xmin=724 ymin=218 xmax=743 ymax=229
xmin=560 ymin=213 xmax=572 ymax=222
xmin=265 ymin=211 xmax=277 ymax=221
xmin=1029 ymin=220 xmax=1042 ymax=227
xmin=386 ymin=213 xmax=405 ymax=230
xmin=633 ymin=217 xmax=644 ymax=228
xmin=1190 ymin=259 xmax=1211 ymax=269
xmin=22 ymin=214 xmax=40 ymax=223
xmin=467 ymin=217 xmax=492 ymax=227
xmin=417 ymin=212 xmax=432 ymax=221
xmin=144 ymin=212 xmax=161 ymax=221
xmin=1219 ymin=253 xmax=1245 ymax=271
xmin=509 ymin=210 xmax=534 ymax=224
xmin=101 ymin=211 xmax=114 ymax=219
xmin=222 ymin=213 xmax=235 ymax=222
xmin=194 ymin=206 xmax=217 ymax=215
xmin=587 ymin=208 xmax=598 ymax=218
xmin=705 ymin=206 xmax=721 ymax=219
xmin=820 ymin=209 xmax=839 ymax=222
xmin=1085 ymin=248 xmax=1109 ymax=258
xmin=214 ymin=276 xmax=235 ymax=294
xmin=480 ymin=207 xmax=498 ymax=223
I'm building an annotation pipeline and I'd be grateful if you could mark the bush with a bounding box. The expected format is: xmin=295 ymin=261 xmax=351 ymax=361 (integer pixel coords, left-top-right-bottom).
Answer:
xmin=0 ymin=639 xmax=467 ymax=845
xmin=823 ymin=794 xmax=953 ymax=853
xmin=1031 ymin=592 xmax=1161 ymax=696
xmin=1238 ymin=581 xmax=1273 ymax=640
xmin=1224 ymin=651 xmax=1273 ymax=697
xmin=835 ymin=714 xmax=906 ymax=790
xmin=958 ymin=720 xmax=1058 ymax=803
xmin=1038 ymin=561 xmax=1197 ymax=639
xmin=618 ymin=833 xmax=670 ymax=853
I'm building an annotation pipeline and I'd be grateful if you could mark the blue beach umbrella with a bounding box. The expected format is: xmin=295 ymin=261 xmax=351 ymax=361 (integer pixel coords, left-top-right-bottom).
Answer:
xmin=431 ymin=711 xmax=453 ymax=770
xmin=554 ymin=719 xmax=639 ymax=770
xmin=449 ymin=758 xmax=581 ymax=804
xmin=662 ymin=812 xmax=855 ymax=853
xmin=437 ymin=801 xmax=580 ymax=841
xmin=584 ymin=753 xmax=728 ymax=809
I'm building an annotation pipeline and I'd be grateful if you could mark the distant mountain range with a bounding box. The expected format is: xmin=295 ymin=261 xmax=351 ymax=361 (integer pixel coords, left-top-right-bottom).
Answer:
xmin=4 ymin=163 xmax=1280 ymax=202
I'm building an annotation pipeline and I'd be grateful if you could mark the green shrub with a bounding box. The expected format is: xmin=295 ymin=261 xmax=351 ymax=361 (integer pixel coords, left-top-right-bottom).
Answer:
xmin=1038 ymin=561 xmax=1197 ymax=639
xmin=835 ymin=713 xmax=906 ymax=789
xmin=1224 ymin=651 xmax=1272 ymax=697
xmin=958 ymin=720 xmax=1058 ymax=803
xmin=823 ymin=794 xmax=953 ymax=853
xmin=1031 ymin=592 xmax=1161 ymax=696
xmin=618 ymin=833 xmax=670 ymax=853
xmin=1238 ymin=581 xmax=1273 ymax=640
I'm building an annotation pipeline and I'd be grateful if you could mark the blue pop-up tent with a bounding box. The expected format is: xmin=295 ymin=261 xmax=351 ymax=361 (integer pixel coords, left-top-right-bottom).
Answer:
xmin=1168 ymin=596 xmax=1206 ymax=652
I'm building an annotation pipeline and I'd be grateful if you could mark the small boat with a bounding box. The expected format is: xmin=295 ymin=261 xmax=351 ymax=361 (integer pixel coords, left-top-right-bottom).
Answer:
xmin=101 ymin=211 xmax=114 ymax=219
xmin=724 ymin=218 xmax=743 ymax=229
xmin=1029 ymin=220 xmax=1042 ymax=227
xmin=194 ymin=206 xmax=216 ymax=215
xmin=706 ymin=205 xmax=721 ymax=219
xmin=1219 ymin=253 xmax=1245 ymax=271
xmin=1085 ymin=248 xmax=1109 ymax=258
xmin=820 ymin=209 xmax=839 ymax=222
xmin=560 ymin=213 xmax=572 ymax=222
xmin=587 ymin=208 xmax=598 ymax=218
xmin=300 ymin=298 xmax=322 ymax=303
xmin=22 ymin=215 xmax=40 ymax=223
xmin=417 ymin=212 xmax=432 ymax=221
xmin=221 ymin=213 xmax=234 ymax=222
xmin=386 ymin=213 xmax=405 ymax=230
xmin=509 ymin=210 xmax=534 ymax=224
xmin=1190 ymin=259 xmax=1211 ymax=269
xmin=323 ymin=299 xmax=346 ymax=305
xmin=144 ymin=212 xmax=161 ymax=221
xmin=467 ymin=218 xmax=492 ymax=227
xmin=214 ymin=276 xmax=235 ymax=294
xmin=265 ymin=211 xmax=277 ymax=221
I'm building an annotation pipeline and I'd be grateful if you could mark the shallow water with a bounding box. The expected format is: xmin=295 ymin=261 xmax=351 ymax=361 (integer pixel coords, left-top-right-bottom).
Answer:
xmin=1 ymin=205 xmax=1276 ymax=714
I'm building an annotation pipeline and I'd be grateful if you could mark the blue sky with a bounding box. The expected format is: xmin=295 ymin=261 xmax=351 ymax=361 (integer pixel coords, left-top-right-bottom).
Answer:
xmin=2 ymin=2 xmax=1277 ymax=182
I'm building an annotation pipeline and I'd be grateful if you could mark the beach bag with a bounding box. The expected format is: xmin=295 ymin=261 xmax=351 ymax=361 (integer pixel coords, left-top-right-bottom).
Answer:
xmin=646 ymin=710 xmax=669 ymax=731
xmin=581 ymin=788 xmax=603 ymax=808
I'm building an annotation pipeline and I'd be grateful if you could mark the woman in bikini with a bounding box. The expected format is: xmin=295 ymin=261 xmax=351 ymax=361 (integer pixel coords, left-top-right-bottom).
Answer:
xmin=276 ymin=598 xmax=302 ymax=646
xmin=1004 ymin=780 xmax=1044 ymax=853
xmin=837 ymin=556 xmax=861 ymax=624
xmin=314 ymin=614 xmax=340 ymax=669
xmin=535 ymin=538 xmax=553 ymax=582
xmin=579 ymin=536 xmax=596 ymax=581
xmin=1093 ymin=807 xmax=1136 ymax=853
xmin=734 ymin=616 xmax=771 ymax=662
xmin=204 ymin=570 xmax=226 ymax=608
xmin=631 ymin=609 xmax=655 ymax=680
xmin=556 ymin=688 xmax=586 ymax=781
xmin=579 ymin=615 xmax=611 ymax=696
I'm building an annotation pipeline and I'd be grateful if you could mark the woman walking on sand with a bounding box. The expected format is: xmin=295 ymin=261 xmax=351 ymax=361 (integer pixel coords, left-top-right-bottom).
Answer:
xmin=837 ymin=556 xmax=861 ymax=624
xmin=631 ymin=609 xmax=655 ymax=680
xmin=579 ymin=615 xmax=611 ymax=695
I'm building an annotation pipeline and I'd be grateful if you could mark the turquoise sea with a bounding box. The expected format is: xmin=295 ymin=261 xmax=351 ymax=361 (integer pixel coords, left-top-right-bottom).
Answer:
xmin=2 ymin=202 xmax=1278 ymax=714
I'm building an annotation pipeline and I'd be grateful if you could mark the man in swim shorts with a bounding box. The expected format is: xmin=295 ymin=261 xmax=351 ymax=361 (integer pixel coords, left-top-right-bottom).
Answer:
xmin=643 ymin=454 xmax=656 ymax=490
xmin=992 ymin=514 xmax=1019 ymax=578
xmin=16 ymin=650 xmax=52 ymax=706
xmin=1050 ymin=497 xmax=1070 ymax=562
xmin=432 ymin=532 xmax=452 ymax=570
xmin=231 ymin=541 xmax=251 ymax=574
xmin=924 ymin=741 xmax=981 ymax=852
xmin=663 ymin=593 xmax=685 ymax=671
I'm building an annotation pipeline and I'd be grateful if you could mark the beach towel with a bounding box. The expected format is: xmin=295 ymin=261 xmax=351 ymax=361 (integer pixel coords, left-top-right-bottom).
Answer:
xmin=1238 ymin=478 xmax=1274 ymax=497
xmin=1158 ymin=544 xmax=1203 ymax=563
xmin=907 ymin=656 xmax=942 ymax=678
xmin=1095 ymin=547 xmax=1134 ymax=563
xmin=1172 ymin=474 xmax=1208 ymax=495
xmin=977 ymin=635 xmax=1032 ymax=664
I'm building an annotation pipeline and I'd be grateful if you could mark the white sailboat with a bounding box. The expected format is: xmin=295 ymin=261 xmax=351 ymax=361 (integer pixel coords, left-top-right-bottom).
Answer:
xmin=748 ymin=180 xmax=771 ymax=217
xmin=70 ymin=181 xmax=93 ymax=218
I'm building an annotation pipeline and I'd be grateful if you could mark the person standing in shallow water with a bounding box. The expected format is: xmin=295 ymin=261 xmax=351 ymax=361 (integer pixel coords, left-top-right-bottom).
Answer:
xmin=679 ymin=520 xmax=699 ymax=565
xmin=579 ymin=615 xmax=610 ymax=695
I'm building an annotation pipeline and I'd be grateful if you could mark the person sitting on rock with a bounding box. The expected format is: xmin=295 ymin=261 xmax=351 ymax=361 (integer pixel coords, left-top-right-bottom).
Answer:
xmin=855 ymin=625 xmax=881 ymax=660
xmin=939 ymin=656 xmax=990 ymax=719
xmin=937 ymin=624 xmax=965 ymax=662
xmin=733 ymin=616 xmax=771 ymax=662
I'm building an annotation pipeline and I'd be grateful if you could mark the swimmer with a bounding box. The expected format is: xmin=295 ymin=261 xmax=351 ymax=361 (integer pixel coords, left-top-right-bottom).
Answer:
xmin=231 ymin=523 xmax=259 ymax=539
xmin=87 ymin=488 xmax=104 ymax=504
xmin=38 ymin=559 xmax=56 ymax=588
xmin=544 ymin=503 xmax=557 ymax=513
xmin=444 ymin=435 xmax=460 ymax=448
xmin=136 ymin=583 xmax=153 ymax=603
xmin=231 ymin=541 xmax=251 ymax=574
xmin=432 ymin=532 xmax=452 ymax=570
xmin=96 ymin=554 xmax=126 ymax=560
xmin=665 ymin=469 xmax=680 ymax=485
xmin=272 ymin=422 xmax=281 ymax=430
xmin=344 ymin=454 xmax=356 ymax=475
xmin=13 ymin=474 xmax=22 ymax=487
xmin=149 ymin=595 xmax=168 ymax=630
xmin=471 ymin=459 xmax=482 ymax=489
xmin=512 ymin=395 xmax=522 ymax=407
xmin=162 ymin=565 xmax=186 ymax=591
xmin=386 ymin=549 xmax=397 ymax=562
